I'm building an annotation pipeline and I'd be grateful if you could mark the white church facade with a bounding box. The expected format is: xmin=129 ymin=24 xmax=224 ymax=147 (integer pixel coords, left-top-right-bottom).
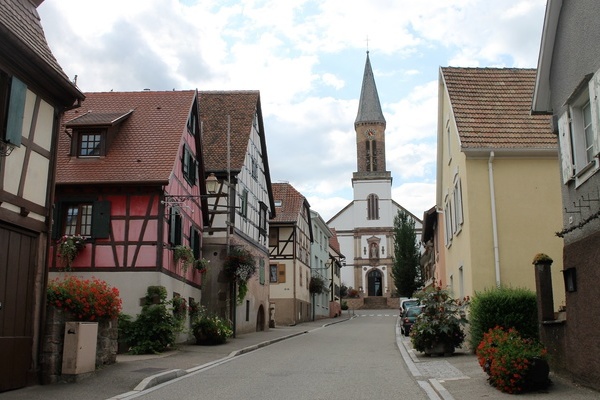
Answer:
xmin=327 ymin=52 xmax=422 ymax=298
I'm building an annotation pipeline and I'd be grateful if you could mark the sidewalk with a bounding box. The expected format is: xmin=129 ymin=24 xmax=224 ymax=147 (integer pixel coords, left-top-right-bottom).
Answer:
xmin=2 ymin=314 xmax=599 ymax=400
xmin=395 ymin=321 xmax=600 ymax=400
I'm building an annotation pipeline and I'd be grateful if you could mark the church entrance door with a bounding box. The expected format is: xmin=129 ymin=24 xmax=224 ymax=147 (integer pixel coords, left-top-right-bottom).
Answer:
xmin=367 ymin=269 xmax=383 ymax=296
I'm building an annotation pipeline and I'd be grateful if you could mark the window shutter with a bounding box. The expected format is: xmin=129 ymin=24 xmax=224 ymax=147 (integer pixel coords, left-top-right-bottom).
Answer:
xmin=589 ymin=70 xmax=600 ymax=157
xmin=174 ymin=212 xmax=182 ymax=245
xmin=259 ymin=258 xmax=265 ymax=285
xmin=91 ymin=201 xmax=111 ymax=238
xmin=557 ymin=112 xmax=574 ymax=183
xmin=277 ymin=264 xmax=286 ymax=283
xmin=169 ymin=209 xmax=176 ymax=245
xmin=51 ymin=203 xmax=62 ymax=240
xmin=6 ymin=77 xmax=26 ymax=147
xmin=190 ymin=226 xmax=200 ymax=258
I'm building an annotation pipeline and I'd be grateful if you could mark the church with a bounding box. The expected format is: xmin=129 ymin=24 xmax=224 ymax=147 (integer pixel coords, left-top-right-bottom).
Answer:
xmin=327 ymin=52 xmax=422 ymax=299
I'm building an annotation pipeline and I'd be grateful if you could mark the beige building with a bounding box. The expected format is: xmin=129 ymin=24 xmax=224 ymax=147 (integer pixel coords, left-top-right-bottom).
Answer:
xmin=269 ymin=183 xmax=313 ymax=325
xmin=436 ymin=67 xmax=565 ymax=310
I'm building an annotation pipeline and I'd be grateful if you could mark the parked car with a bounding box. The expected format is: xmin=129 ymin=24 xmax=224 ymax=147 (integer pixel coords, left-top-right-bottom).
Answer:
xmin=399 ymin=298 xmax=419 ymax=318
xmin=401 ymin=305 xmax=423 ymax=336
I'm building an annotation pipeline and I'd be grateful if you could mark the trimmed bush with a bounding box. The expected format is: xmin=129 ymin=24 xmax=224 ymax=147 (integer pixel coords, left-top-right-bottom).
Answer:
xmin=469 ymin=287 xmax=538 ymax=351
xmin=128 ymin=286 xmax=177 ymax=354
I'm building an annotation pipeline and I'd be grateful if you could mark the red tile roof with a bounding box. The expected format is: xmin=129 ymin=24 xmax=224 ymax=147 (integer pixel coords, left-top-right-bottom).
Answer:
xmin=57 ymin=90 xmax=196 ymax=185
xmin=199 ymin=91 xmax=261 ymax=173
xmin=441 ymin=67 xmax=555 ymax=149
xmin=328 ymin=228 xmax=343 ymax=256
xmin=270 ymin=182 xmax=308 ymax=223
xmin=1 ymin=0 xmax=83 ymax=104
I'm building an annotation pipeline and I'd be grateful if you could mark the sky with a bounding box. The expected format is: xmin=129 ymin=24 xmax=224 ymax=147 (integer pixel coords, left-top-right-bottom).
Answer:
xmin=38 ymin=0 xmax=548 ymax=222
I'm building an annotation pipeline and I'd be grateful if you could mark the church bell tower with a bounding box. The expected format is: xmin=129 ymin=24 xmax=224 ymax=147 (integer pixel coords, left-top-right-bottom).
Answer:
xmin=353 ymin=51 xmax=390 ymax=184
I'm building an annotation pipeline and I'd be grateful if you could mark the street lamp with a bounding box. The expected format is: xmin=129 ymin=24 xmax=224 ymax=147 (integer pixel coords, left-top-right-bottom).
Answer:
xmin=205 ymin=173 xmax=219 ymax=194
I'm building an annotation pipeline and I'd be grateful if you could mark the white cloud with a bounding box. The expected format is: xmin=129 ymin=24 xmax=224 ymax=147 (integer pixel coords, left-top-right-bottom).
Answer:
xmin=38 ymin=0 xmax=546 ymax=222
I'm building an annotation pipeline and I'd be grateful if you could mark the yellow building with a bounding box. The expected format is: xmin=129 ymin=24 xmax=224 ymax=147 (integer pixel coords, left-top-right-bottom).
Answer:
xmin=436 ymin=67 xmax=565 ymax=310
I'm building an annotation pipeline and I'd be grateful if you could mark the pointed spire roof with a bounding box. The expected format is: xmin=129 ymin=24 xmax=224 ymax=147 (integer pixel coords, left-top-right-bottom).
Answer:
xmin=355 ymin=52 xmax=386 ymax=127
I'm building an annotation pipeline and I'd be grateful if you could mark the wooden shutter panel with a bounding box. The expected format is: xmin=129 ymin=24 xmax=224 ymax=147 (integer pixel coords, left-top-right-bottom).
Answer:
xmin=190 ymin=226 xmax=200 ymax=259
xmin=259 ymin=258 xmax=265 ymax=285
xmin=51 ymin=203 xmax=62 ymax=240
xmin=589 ymin=70 xmax=600 ymax=157
xmin=174 ymin=212 xmax=182 ymax=246
xmin=558 ymin=111 xmax=574 ymax=184
xmin=91 ymin=201 xmax=111 ymax=238
xmin=169 ymin=209 xmax=176 ymax=245
xmin=277 ymin=264 xmax=286 ymax=283
xmin=5 ymin=77 xmax=26 ymax=147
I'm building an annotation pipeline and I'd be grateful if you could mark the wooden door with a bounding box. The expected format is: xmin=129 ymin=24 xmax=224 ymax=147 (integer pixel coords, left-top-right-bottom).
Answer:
xmin=0 ymin=224 xmax=37 ymax=392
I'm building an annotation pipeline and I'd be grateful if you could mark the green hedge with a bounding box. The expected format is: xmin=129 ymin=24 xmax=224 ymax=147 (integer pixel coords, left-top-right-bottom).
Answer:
xmin=469 ymin=287 xmax=538 ymax=351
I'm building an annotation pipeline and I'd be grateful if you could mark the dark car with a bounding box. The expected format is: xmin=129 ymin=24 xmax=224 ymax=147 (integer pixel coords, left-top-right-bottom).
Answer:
xmin=401 ymin=305 xmax=423 ymax=336
xmin=399 ymin=298 xmax=419 ymax=318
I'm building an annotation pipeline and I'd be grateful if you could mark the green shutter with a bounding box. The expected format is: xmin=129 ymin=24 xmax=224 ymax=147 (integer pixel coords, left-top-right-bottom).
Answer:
xmin=51 ymin=202 xmax=62 ymax=240
xmin=6 ymin=77 xmax=26 ymax=147
xmin=91 ymin=201 xmax=111 ymax=238
xmin=259 ymin=258 xmax=265 ymax=285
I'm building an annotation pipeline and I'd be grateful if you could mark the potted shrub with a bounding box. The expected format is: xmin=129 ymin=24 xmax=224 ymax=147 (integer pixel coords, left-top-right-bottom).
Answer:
xmin=476 ymin=326 xmax=550 ymax=394
xmin=47 ymin=276 xmax=122 ymax=321
xmin=191 ymin=308 xmax=233 ymax=345
xmin=409 ymin=284 xmax=468 ymax=356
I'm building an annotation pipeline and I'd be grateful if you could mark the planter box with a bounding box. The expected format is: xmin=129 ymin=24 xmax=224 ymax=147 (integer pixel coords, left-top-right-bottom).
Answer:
xmin=424 ymin=342 xmax=455 ymax=357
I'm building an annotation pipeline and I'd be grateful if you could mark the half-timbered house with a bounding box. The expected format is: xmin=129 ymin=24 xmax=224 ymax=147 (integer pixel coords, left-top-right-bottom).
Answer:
xmin=48 ymin=90 xmax=207 ymax=325
xmin=0 ymin=0 xmax=84 ymax=391
xmin=199 ymin=91 xmax=275 ymax=335
xmin=269 ymin=182 xmax=313 ymax=326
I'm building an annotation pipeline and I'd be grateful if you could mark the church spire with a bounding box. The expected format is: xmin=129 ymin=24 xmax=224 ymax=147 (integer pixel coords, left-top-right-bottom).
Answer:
xmin=355 ymin=52 xmax=386 ymax=128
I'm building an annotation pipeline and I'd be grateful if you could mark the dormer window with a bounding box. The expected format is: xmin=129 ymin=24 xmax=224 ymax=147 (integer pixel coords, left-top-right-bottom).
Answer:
xmin=65 ymin=110 xmax=133 ymax=158
xmin=78 ymin=129 xmax=105 ymax=157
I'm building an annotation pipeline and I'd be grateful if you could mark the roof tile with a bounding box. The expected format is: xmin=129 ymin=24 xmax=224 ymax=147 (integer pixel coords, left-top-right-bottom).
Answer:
xmin=441 ymin=67 xmax=555 ymax=149
xmin=57 ymin=90 xmax=196 ymax=185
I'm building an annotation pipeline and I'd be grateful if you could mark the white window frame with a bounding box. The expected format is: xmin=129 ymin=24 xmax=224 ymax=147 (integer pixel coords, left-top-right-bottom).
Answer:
xmin=444 ymin=196 xmax=453 ymax=247
xmin=453 ymin=177 xmax=464 ymax=234
xmin=558 ymin=70 xmax=600 ymax=187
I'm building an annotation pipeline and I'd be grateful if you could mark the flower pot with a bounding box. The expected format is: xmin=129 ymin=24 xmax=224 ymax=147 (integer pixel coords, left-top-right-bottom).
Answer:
xmin=522 ymin=357 xmax=550 ymax=391
xmin=424 ymin=342 xmax=455 ymax=356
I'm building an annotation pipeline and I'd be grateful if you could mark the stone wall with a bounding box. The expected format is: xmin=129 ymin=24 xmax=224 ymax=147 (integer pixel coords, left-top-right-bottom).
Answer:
xmin=41 ymin=307 xmax=117 ymax=384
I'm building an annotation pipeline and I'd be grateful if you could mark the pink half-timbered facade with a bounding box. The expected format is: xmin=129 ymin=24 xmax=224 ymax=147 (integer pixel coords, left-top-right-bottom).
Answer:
xmin=48 ymin=90 xmax=207 ymax=321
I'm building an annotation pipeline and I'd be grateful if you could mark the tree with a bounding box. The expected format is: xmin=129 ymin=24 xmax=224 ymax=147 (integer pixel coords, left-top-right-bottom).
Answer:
xmin=392 ymin=210 xmax=422 ymax=297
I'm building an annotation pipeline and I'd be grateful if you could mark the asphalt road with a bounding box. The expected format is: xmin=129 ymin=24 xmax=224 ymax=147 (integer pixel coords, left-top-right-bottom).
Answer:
xmin=132 ymin=310 xmax=427 ymax=400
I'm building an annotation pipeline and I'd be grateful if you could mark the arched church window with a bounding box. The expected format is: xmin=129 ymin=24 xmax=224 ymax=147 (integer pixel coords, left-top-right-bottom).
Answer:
xmin=367 ymin=193 xmax=379 ymax=220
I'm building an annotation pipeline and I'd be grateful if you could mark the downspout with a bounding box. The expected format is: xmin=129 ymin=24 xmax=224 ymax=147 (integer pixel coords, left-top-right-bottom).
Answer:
xmin=488 ymin=151 xmax=501 ymax=287
xmin=293 ymin=257 xmax=297 ymax=325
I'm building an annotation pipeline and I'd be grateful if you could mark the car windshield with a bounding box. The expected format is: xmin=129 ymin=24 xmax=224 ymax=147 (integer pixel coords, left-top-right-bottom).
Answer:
xmin=403 ymin=300 xmax=418 ymax=310
xmin=406 ymin=307 xmax=422 ymax=317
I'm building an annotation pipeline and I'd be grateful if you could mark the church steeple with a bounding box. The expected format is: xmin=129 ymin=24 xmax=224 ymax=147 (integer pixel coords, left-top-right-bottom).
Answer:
xmin=354 ymin=52 xmax=388 ymax=177
xmin=355 ymin=51 xmax=386 ymax=127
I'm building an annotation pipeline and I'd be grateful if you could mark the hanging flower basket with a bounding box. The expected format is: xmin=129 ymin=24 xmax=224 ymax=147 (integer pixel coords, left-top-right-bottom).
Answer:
xmin=194 ymin=258 xmax=210 ymax=274
xmin=224 ymin=246 xmax=256 ymax=304
xmin=309 ymin=276 xmax=326 ymax=294
xmin=173 ymin=245 xmax=195 ymax=273
xmin=56 ymin=234 xmax=87 ymax=270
